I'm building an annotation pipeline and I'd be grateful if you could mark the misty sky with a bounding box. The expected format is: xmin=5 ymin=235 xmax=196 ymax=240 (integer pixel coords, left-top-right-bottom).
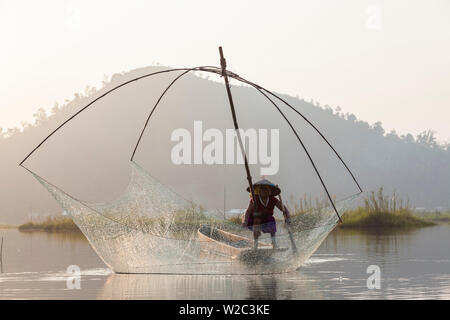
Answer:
xmin=1 ymin=0 xmax=449 ymax=142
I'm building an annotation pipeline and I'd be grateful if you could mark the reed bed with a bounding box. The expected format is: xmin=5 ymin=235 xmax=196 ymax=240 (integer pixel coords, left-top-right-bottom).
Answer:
xmin=18 ymin=216 xmax=81 ymax=233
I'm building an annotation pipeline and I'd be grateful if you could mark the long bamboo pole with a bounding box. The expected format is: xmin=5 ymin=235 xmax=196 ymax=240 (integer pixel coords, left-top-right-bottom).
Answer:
xmin=218 ymin=47 xmax=256 ymax=203
xmin=218 ymin=47 xmax=261 ymax=245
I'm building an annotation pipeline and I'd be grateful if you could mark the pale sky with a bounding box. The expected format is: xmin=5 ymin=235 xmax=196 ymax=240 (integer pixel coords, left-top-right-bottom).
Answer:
xmin=1 ymin=0 xmax=450 ymax=143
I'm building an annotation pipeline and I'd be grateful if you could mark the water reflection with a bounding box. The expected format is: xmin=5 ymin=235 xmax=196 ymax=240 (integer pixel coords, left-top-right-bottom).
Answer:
xmin=97 ymin=272 xmax=324 ymax=299
xmin=304 ymin=226 xmax=450 ymax=299
xmin=0 ymin=225 xmax=449 ymax=299
xmin=0 ymin=228 xmax=101 ymax=274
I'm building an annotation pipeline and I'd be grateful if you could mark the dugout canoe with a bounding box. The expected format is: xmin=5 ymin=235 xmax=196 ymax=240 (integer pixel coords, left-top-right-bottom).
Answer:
xmin=197 ymin=225 xmax=286 ymax=261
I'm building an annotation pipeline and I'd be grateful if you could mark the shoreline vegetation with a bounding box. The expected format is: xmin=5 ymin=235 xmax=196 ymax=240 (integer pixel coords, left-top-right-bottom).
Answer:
xmin=17 ymin=216 xmax=81 ymax=233
xmin=11 ymin=188 xmax=449 ymax=234
xmin=338 ymin=188 xmax=439 ymax=229
xmin=339 ymin=208 xmax=436 ymax=229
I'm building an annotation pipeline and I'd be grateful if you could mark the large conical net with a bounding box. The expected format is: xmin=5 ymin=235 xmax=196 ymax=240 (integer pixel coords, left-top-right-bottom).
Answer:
xmin=31 ymin=161 xmax=357 ymax=274
xmin=25 ymin=67 xmax=362 ymax=274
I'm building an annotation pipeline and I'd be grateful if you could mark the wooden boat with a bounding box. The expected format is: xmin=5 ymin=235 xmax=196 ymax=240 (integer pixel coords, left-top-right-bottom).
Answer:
xmin=197 ymin=225 xmax=287 ymax=262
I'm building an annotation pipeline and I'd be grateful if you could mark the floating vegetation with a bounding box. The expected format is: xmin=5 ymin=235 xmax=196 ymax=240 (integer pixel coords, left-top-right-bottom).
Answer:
xmin=340 ymin=188 xmax=436 ymax=229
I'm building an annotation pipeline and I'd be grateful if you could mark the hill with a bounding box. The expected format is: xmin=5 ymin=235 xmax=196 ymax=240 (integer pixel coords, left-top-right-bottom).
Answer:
xmin=1 ymin=66 xmax=449 ymax=224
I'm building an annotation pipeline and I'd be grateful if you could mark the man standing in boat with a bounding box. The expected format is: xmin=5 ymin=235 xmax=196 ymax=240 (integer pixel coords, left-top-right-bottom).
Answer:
xmin=242 ymin=179 xmax=291 ymax=250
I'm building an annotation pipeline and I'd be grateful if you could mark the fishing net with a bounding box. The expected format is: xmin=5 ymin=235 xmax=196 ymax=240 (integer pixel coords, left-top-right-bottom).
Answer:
xmin=31 ymin=161 xmax=358 ymax=274
xmin=24 ymin=67 xmax=362 ymax=274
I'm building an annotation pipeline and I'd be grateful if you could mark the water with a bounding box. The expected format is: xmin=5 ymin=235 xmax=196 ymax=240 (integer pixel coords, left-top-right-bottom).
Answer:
xmin=0 ymin=225 xmax=449 ymax=299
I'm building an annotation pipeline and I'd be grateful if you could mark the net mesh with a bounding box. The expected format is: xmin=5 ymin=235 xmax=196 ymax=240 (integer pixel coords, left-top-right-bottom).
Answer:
xmin=31 ymin=161 xmax=358 ymax=275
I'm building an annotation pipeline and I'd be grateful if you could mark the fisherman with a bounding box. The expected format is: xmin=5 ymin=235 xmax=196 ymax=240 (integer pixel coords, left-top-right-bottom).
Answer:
xmin=242 ymin=179 xmax=291 ymax=250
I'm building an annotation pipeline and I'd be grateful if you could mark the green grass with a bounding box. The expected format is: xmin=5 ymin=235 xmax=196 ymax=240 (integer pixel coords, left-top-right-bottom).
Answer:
xmin=18 ymin=216 xmax=81 ymax=233
xmin=15 ymin=205 xmax=244 ymax=238
xmin=340 ymin=207 xmax=435 ymax=229
xmin=339 ymin=188 xmax=436 ymax=229
xmin=285 ymin=187 xmax=440 ymax=230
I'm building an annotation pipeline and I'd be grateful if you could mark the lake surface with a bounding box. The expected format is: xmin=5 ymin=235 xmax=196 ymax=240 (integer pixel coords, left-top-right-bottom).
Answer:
xmin=0 ymin=225 xmax=449 ymax=299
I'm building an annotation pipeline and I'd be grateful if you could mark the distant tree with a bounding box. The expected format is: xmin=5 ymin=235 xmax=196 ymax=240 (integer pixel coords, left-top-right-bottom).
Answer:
xmin=323 ymin=104 xmax=333 ymax=114
xmin=386 ymin=129 xmax=400 ymax=140
xmin=20 ymin=121 xmax=31 ymax=132
xmin=371 ymin=121 xmax=385 ymax=136
xmin=51 ymin=102 xmax=60 ymax=115
xmin=403 ymin=133 xmax=415 ymax=144
xmin=6 ymin=127 xmax=20 ymax=137
xmin=416 ymin=130 xmax=437 ymax=147
xmin=111 ymin=73 xmax=122 ymax=83
xmin=102 ymin=74 xmax=110 ymax=87
xmin=84 ymin=85 xmax=97 ymax=97
xmin=346 ymin=113 xmax=357 ymax=122
xmin=357 ymin=120 xmax=370 ymax=130
xmin=33 ymin=108 xmax=48 ymax=126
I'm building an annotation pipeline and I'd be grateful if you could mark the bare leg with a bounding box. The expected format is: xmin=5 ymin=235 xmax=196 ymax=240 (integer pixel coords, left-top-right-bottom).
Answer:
xmin=253 ymin=217 xmax=262 ymax=250
xmin=271 ymin=232 xmax=278 ymax=248
xmin=253 ymin=232 xmax=259 ymax=250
